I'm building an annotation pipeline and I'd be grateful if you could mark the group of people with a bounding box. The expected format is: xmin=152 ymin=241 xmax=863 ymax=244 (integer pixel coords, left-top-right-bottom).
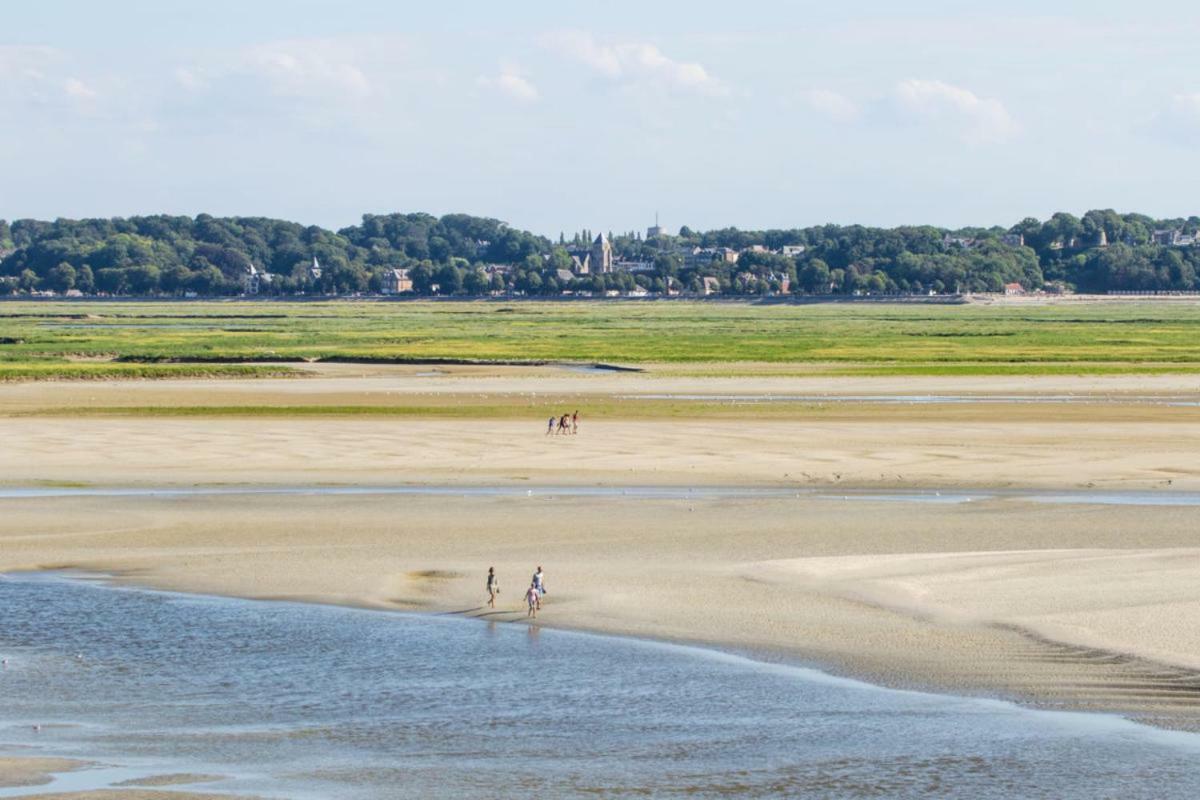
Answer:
xmin=486 ymin=565 xmax=547 ymax=618
xmin=546 ymin=410 xmax=579 ymax=436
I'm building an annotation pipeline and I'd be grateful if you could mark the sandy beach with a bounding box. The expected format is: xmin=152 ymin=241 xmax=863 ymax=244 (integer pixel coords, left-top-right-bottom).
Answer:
xmin=3 ymin=490 xmax=1199 ymax=726
xmin=3 ymin=366 xmax=1200 ymax=778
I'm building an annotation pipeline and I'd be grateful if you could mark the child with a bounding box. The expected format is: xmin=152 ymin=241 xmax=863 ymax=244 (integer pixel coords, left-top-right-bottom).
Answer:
xmin=525 ymin=583 xmax=539 ymax=618
xmin=486 ymin=567 xmax=499 ymax=609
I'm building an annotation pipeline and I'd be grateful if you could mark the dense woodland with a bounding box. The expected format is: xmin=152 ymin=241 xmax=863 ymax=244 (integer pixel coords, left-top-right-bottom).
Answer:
xmin=1 ymin=210 xmax=1199 ymax=297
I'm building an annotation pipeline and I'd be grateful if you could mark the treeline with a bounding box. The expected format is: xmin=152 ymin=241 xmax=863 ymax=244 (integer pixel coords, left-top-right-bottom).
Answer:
xmin=0 ymin=214 xmax=546 ymax=296
xmin=1 ymin=210 xmax=1199 ymax=297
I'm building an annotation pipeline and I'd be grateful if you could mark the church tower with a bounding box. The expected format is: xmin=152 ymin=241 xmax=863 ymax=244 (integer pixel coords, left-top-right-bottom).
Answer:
xmin=591 ymin=232 xmax=613 ymax=274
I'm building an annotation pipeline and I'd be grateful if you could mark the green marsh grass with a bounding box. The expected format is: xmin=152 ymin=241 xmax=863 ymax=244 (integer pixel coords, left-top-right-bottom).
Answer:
xmin=3 ymin=299 xmax=1200 ymax=377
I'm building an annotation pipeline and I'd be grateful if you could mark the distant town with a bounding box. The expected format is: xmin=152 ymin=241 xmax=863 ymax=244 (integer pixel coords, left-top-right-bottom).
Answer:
xmin=2 ymin=210 xmax=1199 ymax=299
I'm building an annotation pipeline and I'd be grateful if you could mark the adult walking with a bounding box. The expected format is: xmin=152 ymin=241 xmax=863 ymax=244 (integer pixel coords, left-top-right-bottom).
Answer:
xmin=571 ymin=410 xmax=579 ymax=434
xmin=486 ymin=567 xmax=499 ymax=609
xmin=532 ymin=565 xmax=545 ymax=610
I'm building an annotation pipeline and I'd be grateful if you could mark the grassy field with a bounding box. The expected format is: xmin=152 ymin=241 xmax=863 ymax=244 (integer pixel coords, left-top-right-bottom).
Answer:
xmin=20 ymin=400 xmax=1200 ymax=423
xmin=3 ymin=299 xmax=1200 ymax=378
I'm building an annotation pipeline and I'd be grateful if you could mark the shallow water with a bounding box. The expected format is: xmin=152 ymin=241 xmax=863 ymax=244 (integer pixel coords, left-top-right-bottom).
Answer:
xmin=2 ymin=574 xmax=1200 ymax=798
xmin=3 ymin=484 xmax=1200 ymax=506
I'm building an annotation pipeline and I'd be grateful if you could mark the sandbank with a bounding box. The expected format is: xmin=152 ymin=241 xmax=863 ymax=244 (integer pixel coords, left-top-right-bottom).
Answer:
xmin=1 ymin=369 xmax=1198 ymax=735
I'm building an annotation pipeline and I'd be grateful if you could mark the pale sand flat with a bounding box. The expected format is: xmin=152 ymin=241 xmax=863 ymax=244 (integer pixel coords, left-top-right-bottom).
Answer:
xmin=3 ymin=491 xmax=1200 ymax=728
xmin=1 ymin=416 xmax=1199 ymax=491
xmin=1 ymin=373 xmax=1199 ymax=730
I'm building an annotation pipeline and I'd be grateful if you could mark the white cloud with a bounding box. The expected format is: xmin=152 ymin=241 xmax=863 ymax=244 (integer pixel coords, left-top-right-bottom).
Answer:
xmin=542 ymin=30 xmax=727 ymax=96
xmin=63 ymin=78 xmax=98 ymax=101
xmin=0 ymin=46 xmax=100 ymax=109
xmin=892 ymin=79 xmax=1018 ymax=143
xmin=803 ymin=89 xmax=858 ymax=122
xmin=242 ymin=38 xmax=375 ymax=99
xmin=175 ymin=35 xmax=416 ymax=109
xmin=478 ymin=66 xmax=539 ymax=103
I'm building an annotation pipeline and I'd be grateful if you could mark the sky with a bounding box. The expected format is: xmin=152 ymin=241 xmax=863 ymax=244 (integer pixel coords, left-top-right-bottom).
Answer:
xmin=2 ymin=0 xmax=1200 ymax=237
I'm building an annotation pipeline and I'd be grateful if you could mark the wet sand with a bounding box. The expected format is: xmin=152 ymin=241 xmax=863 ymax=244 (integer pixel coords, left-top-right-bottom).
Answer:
xmin=2 ymin=362 xmax=1200 ymax=412
xmin=2 ymin=368 xmax=1199 ymax=734
xmin=23 ymin=792 xmax=259 ymax=799
xmin=0 ymin=756 xmax=87 ymax=788
xmin=0 ymin=756 xmax=245 ymax=797
xmin=2 ymin=492 xmax=1200 ymax=730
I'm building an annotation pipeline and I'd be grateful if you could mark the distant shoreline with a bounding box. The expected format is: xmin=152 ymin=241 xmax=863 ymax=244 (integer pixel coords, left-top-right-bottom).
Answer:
xmin=4 ymin=292 xmax=1200 ymax=304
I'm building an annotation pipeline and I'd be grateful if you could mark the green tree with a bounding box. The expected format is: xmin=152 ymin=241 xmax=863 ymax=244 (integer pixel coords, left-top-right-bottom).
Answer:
xmin=463 ymin=268 xmax=488 ymax=295
xmin=653 ymin=253 xmax=681 ymax=278
xmin=95 ymin=268 xmax=126 ymax=294
xmin=798 ymin=259 xmax=831 ymax=293
xmin=548 ymin=247 xmax=574 ymax=273
xmin=46 ymin=262 xmax=77 ymax=293
xmin=188 ymin=265 xmax=225 ymax=295
xmin=77 ymin=265 xmax=95 ymax=293
xmin=126 ymin=264 xmax=161 ymax=294
xmin=434 ymin=263 xmax=463 ymax=295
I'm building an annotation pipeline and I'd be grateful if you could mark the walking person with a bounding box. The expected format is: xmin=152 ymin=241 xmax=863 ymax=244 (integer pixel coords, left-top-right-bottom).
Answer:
xmin=546 ymin=415 xmax=556 ymax=436
xmin=557 ymin=414 xmax=570 ymax=435
xmin=532 ymin=565 xmax=545 ymax=610
xmin=571 ymin=410 xmax=579 ymax=435
xmin=525 ymin=582 xmax=539 ymax=618
xmin=486 ymin=566 xmax=499 ymax=609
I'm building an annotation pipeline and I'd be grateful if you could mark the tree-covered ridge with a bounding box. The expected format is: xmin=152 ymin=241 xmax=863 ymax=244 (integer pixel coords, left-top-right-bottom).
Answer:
xmin=1 ymin=210 xmax=1199 ymax=297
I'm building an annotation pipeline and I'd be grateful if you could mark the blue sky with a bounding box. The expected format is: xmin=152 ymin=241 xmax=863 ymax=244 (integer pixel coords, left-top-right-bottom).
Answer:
xmin=3 ymin=1 xmax=1199 ymax=236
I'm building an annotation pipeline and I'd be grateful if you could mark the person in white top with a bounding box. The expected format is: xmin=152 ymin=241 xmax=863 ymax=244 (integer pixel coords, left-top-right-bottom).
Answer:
xmin=532 ymin=566 xmax=545 ymax=610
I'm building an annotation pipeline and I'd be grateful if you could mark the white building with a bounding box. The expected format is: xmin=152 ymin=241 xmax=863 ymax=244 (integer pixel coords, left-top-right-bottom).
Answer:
xmin=243 ymin=264 xmax=273 ymax=295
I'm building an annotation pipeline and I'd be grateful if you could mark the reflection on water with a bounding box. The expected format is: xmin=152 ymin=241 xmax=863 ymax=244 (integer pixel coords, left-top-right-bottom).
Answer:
xmin=2 ymin=574 xmax=1200 ymax=799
